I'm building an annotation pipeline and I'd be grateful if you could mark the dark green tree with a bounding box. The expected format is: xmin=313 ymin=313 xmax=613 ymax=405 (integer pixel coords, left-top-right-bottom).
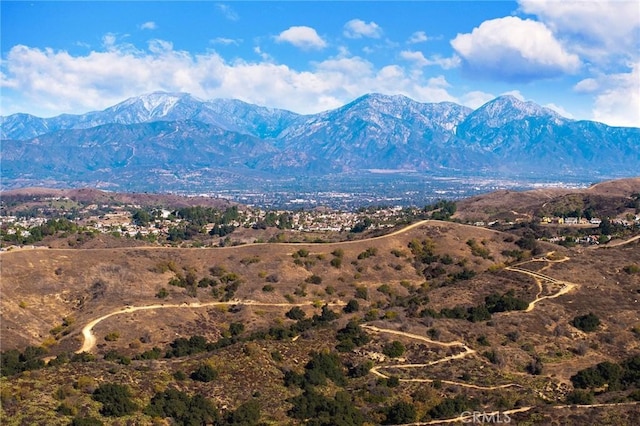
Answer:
xmin=92 ymin=383 xmax=138 ymax=417
xmin=286 ymin=307 xmax=306 ymax=320
xmin=382 ymin=341 xmax=405 ymax=358
xmin=572 ymin=313 xmax=601 ymax=332
xmin=384 ymin=401 xmax=416 ymax=424
xmin=191 ymin=364 xmax=218 ymax=382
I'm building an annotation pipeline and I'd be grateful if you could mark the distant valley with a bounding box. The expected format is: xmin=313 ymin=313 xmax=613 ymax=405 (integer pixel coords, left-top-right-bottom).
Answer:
xmin=2 ymin=92 xmax=638 ymax=200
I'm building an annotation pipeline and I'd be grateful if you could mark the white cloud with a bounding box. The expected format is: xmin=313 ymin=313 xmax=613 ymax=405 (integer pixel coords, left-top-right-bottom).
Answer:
xmin=407 ymin=31 xmax=429 ymax=44
xmin=500 ymin=90 xmax=525 ymax=101
xmin=275 ymin=26 xmax=327 ymax=50
xmin=400 ymin=50 xmax=460 ymax=70
xmin=148 ymin=39 xmax=174 ymax=54
xmin=102 ymin=33 xmax=117 ymax=50
xmin=574 ymin=78 xmax=599 ymax=93
xmin=460 ymin=91 xmax=495 ymax=109
xmin=343 ymin=19 xmax=382 ymax=39
xmin=400 ymin=50 xmax=428 ymax=66
xmin=140 ymin=21 xmax=157 ymax=30
xmin=589 ymin=62 xmax=640 ymax=127
xmin=216 ymin=4 xmax=239 ymax=21
xmin=451 ymin=16 xmax=581 ymax=82
xmin=101 ymin=33 xmax=137 ymax=54
xmin=253 ymin=46 xmax=272 ymax=62
xmin=518 ymin=0 xmax=640 ymax=62
xmin=211 ymin=37 xmax=241 ymax=46
xmin=0 ymin=41 xmax=460 ymax=117
xmin=516 ymin=1 xmax=639 ymax=126
xmin=544 ymin=103 xmax=574 ymax=119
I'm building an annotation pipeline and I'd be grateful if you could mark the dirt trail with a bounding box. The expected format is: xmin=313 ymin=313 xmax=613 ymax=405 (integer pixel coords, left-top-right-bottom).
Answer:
xmin=76 ymin=300 xmax=344 ymax=354
xmin=504 ymin=264 xmax=576 ymax=312
xmin=363 ymin=254 xmax=578 ymax=390
xmin=2 ymin=220 xmax=432 ymax=256
xmin=362 ymin=326 xmax=519 ymax=390
xmin=602 ymin=234 xmax=640 ymax=247
xmin=72 ymin=219 xmax=433 ymax=353
xmin=361 ymin=258 xmax=637 ymax=425
xmin=404 ymin=402 xmax=640 ymax=425
xmin=405 ymin=406 xmax=535 ymax=425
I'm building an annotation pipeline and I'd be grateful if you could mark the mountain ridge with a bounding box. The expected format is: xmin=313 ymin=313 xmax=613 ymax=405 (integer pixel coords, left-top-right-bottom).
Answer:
xmin=1 ymin=92 xmax=638 ymax=190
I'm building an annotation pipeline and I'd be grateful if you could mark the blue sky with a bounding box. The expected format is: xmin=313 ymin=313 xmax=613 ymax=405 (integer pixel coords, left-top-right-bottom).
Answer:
xmin=1 ymin=1 xmax=639 ymax=127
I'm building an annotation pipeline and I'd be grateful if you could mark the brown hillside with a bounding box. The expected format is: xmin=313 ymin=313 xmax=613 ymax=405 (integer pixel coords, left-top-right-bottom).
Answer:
xmin=1 ymin=187 xmax=235 ymax=208
xmin=0 ymin=220 xmax=520 ymax=352
xmin=455 ymin=177 xmax=640 ymax=221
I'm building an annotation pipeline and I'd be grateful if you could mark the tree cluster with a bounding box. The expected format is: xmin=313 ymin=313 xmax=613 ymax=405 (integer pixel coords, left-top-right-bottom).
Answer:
xmin=0 ymin=346 xmax=46 ymax=376
xmin=571 ymin=355 xmax=640 ymax=392
xmin=92 ymin=383 xmax=138 ymax=417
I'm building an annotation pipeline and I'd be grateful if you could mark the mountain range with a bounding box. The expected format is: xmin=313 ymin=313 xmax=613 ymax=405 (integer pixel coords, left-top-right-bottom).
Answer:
xmin=1 ymin=92 xmax=639 ymax=190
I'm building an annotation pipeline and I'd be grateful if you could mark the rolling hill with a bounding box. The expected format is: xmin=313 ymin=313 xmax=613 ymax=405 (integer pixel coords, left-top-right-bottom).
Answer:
xmin=1 ymin=180 xmax=639 ymax=424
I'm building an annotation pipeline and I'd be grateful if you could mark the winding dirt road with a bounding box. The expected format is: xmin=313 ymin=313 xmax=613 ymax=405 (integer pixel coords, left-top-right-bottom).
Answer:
xmin=402 ymin=402 xmax=640 ymax=425
xmin=504 ymin=265 xmax=576 ymax=312
xmin=3 ymin=220 xmax=432 ymax=257
xmin=72 ymin=220 xmax=433 ymax=353
xmin=76 ymin=300 xmax=345 ymax=354
xmin=602 ymin=234 xmax=640 ymax=247
xmin=362 ymin=253 xmax=578 ymax=391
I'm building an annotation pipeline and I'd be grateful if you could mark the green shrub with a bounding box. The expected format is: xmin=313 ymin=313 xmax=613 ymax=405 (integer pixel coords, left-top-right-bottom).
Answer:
xmin=287 ymin=389 xmax=363 ymax=424
xmin=293 ymin=249 xmax=309 ymax=258
xmin=484 ymin=290 xmax=528 ymax=313
xmin=305 ymin=274 xmax=322 ymax=284
xmin=331 ymin=248 xmax=344 ymax=258
xmin=358 ymin=247 xmax=378 ymax=259
xmin=355 ymin=286 xmax=368 ymax=300
xmin=145 ymin=388 xmax=220 ymax=424
xmin=286 ymin=307 xmax=306 ymax=320
xmin=191 ymin=364 xmax=218 ymax=382
xmin=566 ymin=389 xmax=594 ymax=405
xmin=104 ymin=332 xmax=120 ymax=342
xmin=348 ymin=361 xmax=373 ymax=378
xmin=384 ymin=401 xmax=416 ymax=424
xmin=70 ymin=417 xmax=103 ymax=426
xmin=382 ymin=341 xmax=405 ymax=358
xmin=226 ymin=400 xmax=261 ymax=425
xmin=467 ymin=239 xmax=491 ymax=259
xmin=476 ymin=335 xmax=490 ymax=346
xmin=571 ymin=361 xmax=622 ymax=389
xmin=336 ymin=321 xmax=370 ymax=352
xmin=343 ymin=299 xmax=360 ymax=313
xmin=92 ymin=383 xmax=137 ymax=417
xmin=572 ymin=313 xmax=601 ymax=332
xmin=304 ymin=351 xmax=347 ymax=386
xmin=428 ymin=395 xmax=474 ymax=419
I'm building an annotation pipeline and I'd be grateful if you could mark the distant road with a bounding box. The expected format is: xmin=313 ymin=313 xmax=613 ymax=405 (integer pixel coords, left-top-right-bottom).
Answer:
xmin=1 ymin=220 xmax=431 ymax=255
xmin=602 ymin=234 xmax=640 ymax=247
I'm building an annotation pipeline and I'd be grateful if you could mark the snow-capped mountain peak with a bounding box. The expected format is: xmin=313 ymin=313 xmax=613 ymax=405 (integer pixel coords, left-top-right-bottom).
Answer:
xmin=473 ymin=95 xmax=564 ymax=125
